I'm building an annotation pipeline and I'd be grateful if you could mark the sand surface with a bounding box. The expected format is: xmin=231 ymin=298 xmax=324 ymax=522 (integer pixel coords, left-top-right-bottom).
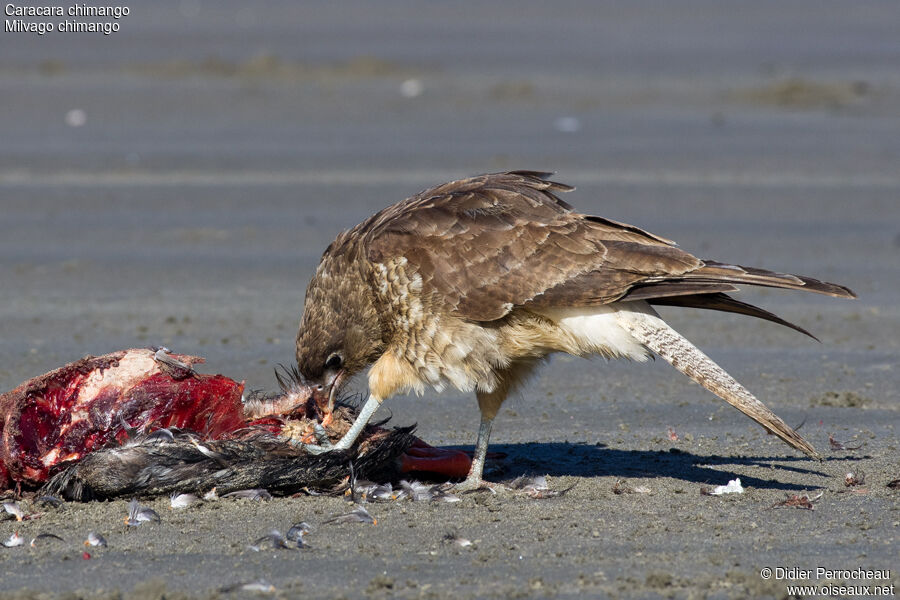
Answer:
xmin=1 ymin=2 xmax=898 ymax=598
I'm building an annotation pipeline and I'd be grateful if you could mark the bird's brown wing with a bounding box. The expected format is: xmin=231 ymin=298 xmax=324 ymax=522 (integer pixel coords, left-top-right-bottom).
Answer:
xmin=363 ymin=171 xmax=854 ymax=322
xmin=363 ymin=171 xmax=701 ymax=321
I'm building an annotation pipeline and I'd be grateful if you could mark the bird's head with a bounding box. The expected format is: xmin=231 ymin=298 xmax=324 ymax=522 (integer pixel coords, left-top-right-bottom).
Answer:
xmin=294 ymin=253 xmax=384 ymax=411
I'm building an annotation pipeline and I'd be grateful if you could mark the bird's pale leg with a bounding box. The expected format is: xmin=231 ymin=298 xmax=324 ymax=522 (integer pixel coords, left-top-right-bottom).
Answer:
xmin=302 ymin=394 xmax=382 ymax=455
xmin=455 ymin=415 xmax=494 ymax=491
xmin=454 ymin=386 xmax=510 ymax=491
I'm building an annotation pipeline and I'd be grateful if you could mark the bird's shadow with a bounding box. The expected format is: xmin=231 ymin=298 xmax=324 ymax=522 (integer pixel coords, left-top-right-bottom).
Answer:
xmin=443 ymin=442 xmax=859 ymax=492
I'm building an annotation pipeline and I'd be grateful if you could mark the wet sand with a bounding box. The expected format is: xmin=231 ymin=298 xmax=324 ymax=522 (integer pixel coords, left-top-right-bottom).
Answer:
xmin=1 ymin=2 xmax=898 ymax=598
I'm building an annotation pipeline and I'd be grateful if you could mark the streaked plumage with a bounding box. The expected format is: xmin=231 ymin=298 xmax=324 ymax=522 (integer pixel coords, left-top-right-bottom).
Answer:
xmin=295 ymin=171 xmax=855 ymax=487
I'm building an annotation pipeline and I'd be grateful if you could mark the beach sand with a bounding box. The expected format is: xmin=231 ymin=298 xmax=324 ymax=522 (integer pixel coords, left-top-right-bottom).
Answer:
xmin=1 ymin=2 xmax=898 ymax=597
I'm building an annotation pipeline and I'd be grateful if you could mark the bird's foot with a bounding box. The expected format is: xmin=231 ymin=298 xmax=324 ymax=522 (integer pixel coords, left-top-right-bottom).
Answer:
xmin=301 ymin=424 xmax=334 ymax=454
xmin=452 ymin=477 xmax=499 ymax=494
xmin=301 ymin=443 xmax=332 ymax=455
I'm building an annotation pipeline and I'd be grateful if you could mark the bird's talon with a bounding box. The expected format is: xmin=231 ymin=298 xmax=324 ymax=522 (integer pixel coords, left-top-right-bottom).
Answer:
xmin=312 ymin=424 xmax=331 ymax=446
xmin=301 ymin=443 xmax=332 ymax=455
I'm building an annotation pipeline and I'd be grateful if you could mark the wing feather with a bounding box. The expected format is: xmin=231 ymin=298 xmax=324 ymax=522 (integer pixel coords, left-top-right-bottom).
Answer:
xmin=363 ymin=172 xmax=696 ymax=321
xmin=359 ymin=171 xmax=854 ymax=323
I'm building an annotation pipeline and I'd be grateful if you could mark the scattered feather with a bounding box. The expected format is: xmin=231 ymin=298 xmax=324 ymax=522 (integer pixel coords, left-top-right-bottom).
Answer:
xmin=2 ymin=532 xmax=25 ymax=547
xmin=368 ymin=483 xmax=395 ymax=502
xmin=248 ymin=530 xmax=294 ymax=551
xmin=223 ymin=489 xmax=272 ymax=502
xmin=429 ymin=484 xmax=462 ymax=503
xmin=126 ymin=499 xmax=160 ymax=526
xmin=346 ymin=463 xmax=382 ymax=503
xmin=221 ymin=580 xmax=276 ymax=594
xmin=170 ymin=493 xmax=201 ymax=509
xmin=85 ymin=532 xmax=107 ymax=548
xmin=508 ymin=475 xmax=575 ymax=498
xmin=443 ymin=532 xmax=472 ymax=548
xmin=397 ymin=480 xmax=433 ymax=502
xmin=286 ymin=522 xmax=312 ymax=544
xmin=702 ymin=478 xmax=744 ymax=496
xmin=2 ymin=502 xmax=25 ymax=521
xmin=323 ymin=505 xmax=376 ymax=526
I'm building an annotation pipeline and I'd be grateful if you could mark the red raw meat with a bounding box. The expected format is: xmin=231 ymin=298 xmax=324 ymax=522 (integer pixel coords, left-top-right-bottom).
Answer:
xmin=0 ymin=349 xmax=245 ymax=489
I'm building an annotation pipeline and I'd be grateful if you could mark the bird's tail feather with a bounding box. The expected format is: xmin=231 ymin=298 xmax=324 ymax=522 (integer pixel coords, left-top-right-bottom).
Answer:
xmin=648 ymin=292 xmax=819 ymax=341
xmin=615 ymin=307 xmax=820 ymax=459
xmin=686 ymin=261 xmax=856 ymax=299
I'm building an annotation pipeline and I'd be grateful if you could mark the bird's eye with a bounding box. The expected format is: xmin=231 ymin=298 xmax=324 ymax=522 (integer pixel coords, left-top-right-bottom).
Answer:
xmin=324 ymin=353 xmax=343 ymax=370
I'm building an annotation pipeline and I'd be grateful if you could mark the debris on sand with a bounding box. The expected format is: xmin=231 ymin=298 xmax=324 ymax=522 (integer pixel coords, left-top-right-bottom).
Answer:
xmin=393 ymin=480 xmax=462 ymax=503
xmin=427 ymin=484 xmax=462 ymax=504
xmin=701 ymin=478 xmax=744 ymax=496
xmin=248 ymin=530 xmax=295 ymax=552
xmin=2 ymin=501 xmax=25 ymax=521
xmin=829 ymin=434 xmax=863 ymax=451
xmin=347 ymin=470 xmax=461 ymax=504
xmin=126 ymin=499 xmax=161 ymax=526
xmin=395 ymin=480 xmax=432 ymax=502
xmin=844 ymin=470 xmax=866 ymax=487
xmin=170 ymin=492 xmax=201 ymax=509
xmin=221 ymin=579 xmax=276 ymax=594
xmin=2 ymin=532 xmax=25 ymax=547
xmin=612 ymin=480 xmax=651 ymax=495
xmin=84 ymin=532 xmax=107 ymax=548
xmin=323 ymin=504 xmax=377 ymax=526
xmin=771 ymin=492 xmax=823 ymax=510
xmin=442 ymin=532 xmax=473 ymax=548
xmin=508 ymin=475 xmax=575 ymax=498
xmin=30 ymin=533 xmax=64 ymax=547
xmin=347 ymin=477 xmax=394 ymax=503
xmin=222 ymin=489 xmax=272 ymax=502
xmin=286 ymin=522 xmax=312 ymax=548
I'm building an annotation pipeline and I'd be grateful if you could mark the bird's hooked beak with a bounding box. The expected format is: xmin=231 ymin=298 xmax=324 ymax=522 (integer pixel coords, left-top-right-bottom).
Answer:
xmin=314 ymin=369 xmax=347 ymax=415
xmin=266 ymin=364 xmax=346 ymax=424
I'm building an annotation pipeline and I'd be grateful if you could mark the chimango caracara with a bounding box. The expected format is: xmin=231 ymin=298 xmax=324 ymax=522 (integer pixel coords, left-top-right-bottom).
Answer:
xmin=295 ymin=171 xmax=855 ymax=489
